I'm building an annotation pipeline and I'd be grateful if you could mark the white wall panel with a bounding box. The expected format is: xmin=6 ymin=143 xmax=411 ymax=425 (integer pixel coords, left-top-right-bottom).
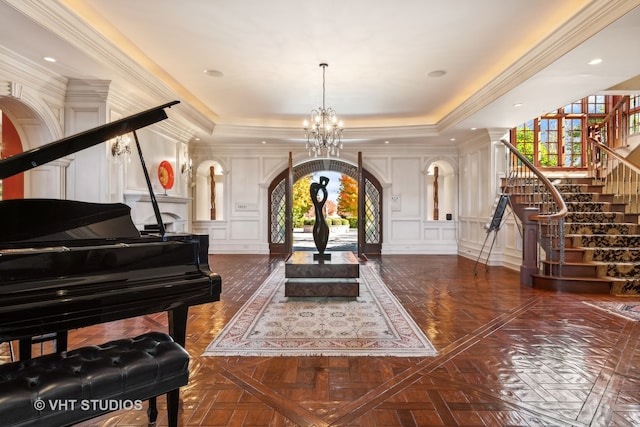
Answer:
xmin=391 ymin=158 xmax=421 ymax=217
xmin=211 ymin=228 xmax=227 ymax=240
xmin=230 ymin=157 xmax=260 ymax=217
xmin=442 ymin=227 xmax=456 ymax=240
xmin=479 ymin=146 xmax=489 ymax=217
xmin=424 ymin=227 xmax=440 ymax=240
xmin=391 ymin=220 xmax=421 ymax=240
xmin=132 ymin=128 xmax=178 ymax=194
xmin=230 ymin=220 xmax=260 ymax=240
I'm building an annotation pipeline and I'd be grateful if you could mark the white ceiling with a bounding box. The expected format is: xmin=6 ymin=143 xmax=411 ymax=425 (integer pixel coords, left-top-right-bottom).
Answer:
xmin=2 ymin=0 xmax=640 ymax=148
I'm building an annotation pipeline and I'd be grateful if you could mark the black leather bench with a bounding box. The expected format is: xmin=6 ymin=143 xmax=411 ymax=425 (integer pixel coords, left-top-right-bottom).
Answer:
xmin=0 ymin=332 xmax=189 ymax=427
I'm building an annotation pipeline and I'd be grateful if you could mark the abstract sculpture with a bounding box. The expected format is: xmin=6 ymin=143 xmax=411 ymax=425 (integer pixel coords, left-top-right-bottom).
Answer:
xmin=310 ymin=176 xmax=330 ymax=259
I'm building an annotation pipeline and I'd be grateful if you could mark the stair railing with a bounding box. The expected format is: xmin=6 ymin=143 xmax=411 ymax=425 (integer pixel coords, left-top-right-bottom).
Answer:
xmin=591 ymin=96 xmax=630 ymax=152
xmin=587 ymin=126 xmax=640 ymax=216
xmin=500 ymin=138 xmax=568 ymax=282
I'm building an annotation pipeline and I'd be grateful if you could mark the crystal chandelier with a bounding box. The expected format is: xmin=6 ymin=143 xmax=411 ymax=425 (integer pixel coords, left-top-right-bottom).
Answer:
xmin=303 ymin=63 xmax=344 ymax=157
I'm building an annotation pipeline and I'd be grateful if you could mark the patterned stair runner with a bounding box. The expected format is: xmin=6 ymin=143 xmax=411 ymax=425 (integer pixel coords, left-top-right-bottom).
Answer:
xmin=559 ymin=181 xmax=640 ymax=295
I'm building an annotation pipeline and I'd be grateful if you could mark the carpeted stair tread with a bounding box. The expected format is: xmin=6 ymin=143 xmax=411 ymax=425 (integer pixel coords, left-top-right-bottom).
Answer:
xmin=570 ymin=234 xmax=640 ymax=248
xmin=610 ymin=278 xmax=640 ymax=295
xmin=596 ymin=262 xmax=640 ymax=278
xmin=555 ymin=183 xmax=588 ymax=193
xmin=566 ymin=202 xmax=610 ymax=212
xmin=583 ymin=248 xmax=640 ymax=262
xmin=566 ymin=222 xmax=636 ymax=235
xmin=566 ymin=212 xmax=623 ymax=223
xmin=562 ymin=192 xmax=600 ymax=203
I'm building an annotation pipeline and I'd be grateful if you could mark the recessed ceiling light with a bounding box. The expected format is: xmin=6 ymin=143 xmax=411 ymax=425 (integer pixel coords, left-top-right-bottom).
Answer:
xmin=194 ymin=137 xmax=200 ymax=141
xmin=427 ymin=70 xmax=447 ymax=78
xmin=513 ymin=103 xmax=523 ymax=107
xmin=450 ymin=138 xmax=456 ymax=142
xmin=588 ymin=58 xmax=603 ymax=65
xmin=204 ymin=69 xmax=224 ymax=77
xmin=261 ymin=141 xmax=267 ymax=144
xmin=470 ymin=127 xmax=477 ymax=130
xmin=43 ymin=56 xmax=56 ymax=63
xmin=384 ymin=140 xmax=390 ymax=144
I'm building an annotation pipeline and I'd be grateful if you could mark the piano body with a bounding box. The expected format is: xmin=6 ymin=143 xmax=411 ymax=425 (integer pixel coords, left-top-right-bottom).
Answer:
xmin=0 ymin=101 xmax=221 ymax=359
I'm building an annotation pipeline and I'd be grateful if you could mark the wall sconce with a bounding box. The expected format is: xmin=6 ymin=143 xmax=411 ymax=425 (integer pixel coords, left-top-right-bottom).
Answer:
xmin=181 ymin=158 xmax=193 ymax=176
xmin=111 ymin=135 xmax=131 ymax=158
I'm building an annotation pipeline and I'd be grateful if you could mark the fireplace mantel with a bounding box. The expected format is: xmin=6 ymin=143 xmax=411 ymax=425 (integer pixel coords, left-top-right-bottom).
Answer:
xmin=124 ymin=193 xmax=191 ymax=232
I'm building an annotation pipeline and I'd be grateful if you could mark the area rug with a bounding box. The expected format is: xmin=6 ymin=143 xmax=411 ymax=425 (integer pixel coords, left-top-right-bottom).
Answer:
xmin=202 ymin=263 xmax=437 ymax=357
xmin=583 ymin=300 xmax=640 ymax=322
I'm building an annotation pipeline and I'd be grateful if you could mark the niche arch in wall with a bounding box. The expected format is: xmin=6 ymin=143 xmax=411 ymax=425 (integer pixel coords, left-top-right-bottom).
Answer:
xmin=194 ymin=159 xmax=226 ymax=221
xmin=424 ymin=158 xmax=457 ymax=221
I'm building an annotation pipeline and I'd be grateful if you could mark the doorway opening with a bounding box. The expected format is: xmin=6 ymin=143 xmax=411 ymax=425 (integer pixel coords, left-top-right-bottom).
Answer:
xmin=292 ymin=171 xmax=357 ymax=252
xmin=268 ymin=157 xmax=382 ymax=256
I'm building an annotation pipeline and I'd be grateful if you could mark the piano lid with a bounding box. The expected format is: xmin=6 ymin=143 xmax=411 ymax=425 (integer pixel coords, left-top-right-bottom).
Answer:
xmin=0 ymin=101 xmax=180 ymax=240
xmin=0 ymin=199 xmax=140 ymax=243
xmin=0 ymin=100 xmax=179 ymax=180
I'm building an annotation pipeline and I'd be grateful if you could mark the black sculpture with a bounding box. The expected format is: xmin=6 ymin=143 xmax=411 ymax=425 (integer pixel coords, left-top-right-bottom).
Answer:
xmin=310 ymin=176 xmax=331 ymax=259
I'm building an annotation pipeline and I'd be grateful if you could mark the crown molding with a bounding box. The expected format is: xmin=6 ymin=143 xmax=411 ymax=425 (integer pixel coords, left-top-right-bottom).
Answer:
xmin=0 ymin=46 xmax=68 ymax=99
xmin=438 ymin=0 xmax=640 ymax=132
xmin=4 ymin=0 xmax=216 ymax=136
xmin=455 ymin=128 xmax=493 ymax=152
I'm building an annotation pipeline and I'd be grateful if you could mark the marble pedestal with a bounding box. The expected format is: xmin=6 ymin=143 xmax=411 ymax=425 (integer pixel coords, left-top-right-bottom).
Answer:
xmin=285 ymin=251 xmax=360 ymax=297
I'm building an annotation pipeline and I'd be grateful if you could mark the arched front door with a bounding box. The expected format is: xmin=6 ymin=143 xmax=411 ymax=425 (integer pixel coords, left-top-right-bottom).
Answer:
xmin=358 ymin=153 xmax=383 ymax=255
xmin=267 ymin=154 xmax=383 ymax=256
xmin=268 ymin=168 xmax=290 ymax=254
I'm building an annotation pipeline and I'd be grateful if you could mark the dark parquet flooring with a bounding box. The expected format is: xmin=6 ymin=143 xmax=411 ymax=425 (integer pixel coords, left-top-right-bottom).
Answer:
xmin=3 ymin=254 xmax=640 ymax=426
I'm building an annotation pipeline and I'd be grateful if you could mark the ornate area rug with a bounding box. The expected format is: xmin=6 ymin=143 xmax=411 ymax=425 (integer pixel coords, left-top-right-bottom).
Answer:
xmin=203 ymin=263 xmax=437 ymax=357
xmin=583 ymin=300 xmax=640 ymax=321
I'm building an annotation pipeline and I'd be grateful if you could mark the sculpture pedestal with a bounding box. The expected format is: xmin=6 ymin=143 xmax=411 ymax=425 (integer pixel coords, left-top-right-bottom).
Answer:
xmin=285 ymin=251 xmax=360 ymax=297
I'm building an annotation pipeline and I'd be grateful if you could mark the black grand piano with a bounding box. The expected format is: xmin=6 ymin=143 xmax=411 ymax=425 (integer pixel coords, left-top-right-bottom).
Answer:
xmin=0 ymin=101 xmax=221 ymax=359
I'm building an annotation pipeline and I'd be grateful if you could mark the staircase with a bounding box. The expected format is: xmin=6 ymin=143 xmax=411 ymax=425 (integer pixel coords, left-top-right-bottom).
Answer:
xmin=499 ymin=97 xmax=640 ymax=295
xmin=508 ymin=177 xmax=640 ymax=295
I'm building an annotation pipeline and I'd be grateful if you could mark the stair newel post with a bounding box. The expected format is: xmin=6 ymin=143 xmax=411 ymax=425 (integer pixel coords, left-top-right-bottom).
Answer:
xmin=521 ymin=207 xmax=540 ymax=286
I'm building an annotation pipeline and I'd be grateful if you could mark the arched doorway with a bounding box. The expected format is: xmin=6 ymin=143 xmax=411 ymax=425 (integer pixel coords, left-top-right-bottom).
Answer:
xmin=0 ymin=96 xmax=55 ymax=200
xmin=268 ymin=155 xmax=382 ymax=256
xmin=0 ymin=110 xmax=24 ymax=199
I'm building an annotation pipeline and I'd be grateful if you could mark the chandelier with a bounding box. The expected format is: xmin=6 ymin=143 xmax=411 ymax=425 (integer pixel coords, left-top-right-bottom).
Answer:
xmin=303 ymin=63 xmax=344 ymax=157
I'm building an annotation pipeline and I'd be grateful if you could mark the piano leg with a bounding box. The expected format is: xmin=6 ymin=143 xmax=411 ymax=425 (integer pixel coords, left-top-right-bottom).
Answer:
xmin=167 ymin=389 xmax=180 ymax=427
xmin=166 ymin=306 xmax=188 ymax=427
xmin=168 ymin=306 xmax=188 ymax=348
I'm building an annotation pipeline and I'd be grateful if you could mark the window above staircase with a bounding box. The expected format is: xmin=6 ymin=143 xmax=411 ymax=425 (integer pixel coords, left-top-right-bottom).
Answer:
xmin=511 ymin=94 xmax=640 ymax=171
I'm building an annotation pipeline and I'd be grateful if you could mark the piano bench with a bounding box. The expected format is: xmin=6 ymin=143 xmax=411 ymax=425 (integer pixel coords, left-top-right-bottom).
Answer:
xmin=0 ymin=332 xmax=189 ymax=427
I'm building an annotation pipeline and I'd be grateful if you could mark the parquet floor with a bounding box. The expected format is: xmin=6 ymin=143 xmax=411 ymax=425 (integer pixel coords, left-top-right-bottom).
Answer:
xmin=4 ymin=254 xmax=640 ymax=426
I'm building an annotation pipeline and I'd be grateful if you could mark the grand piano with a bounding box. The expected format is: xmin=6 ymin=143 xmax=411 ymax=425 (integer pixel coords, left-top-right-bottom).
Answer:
xmin=0 ymin=101 xmax=221 ymax=360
